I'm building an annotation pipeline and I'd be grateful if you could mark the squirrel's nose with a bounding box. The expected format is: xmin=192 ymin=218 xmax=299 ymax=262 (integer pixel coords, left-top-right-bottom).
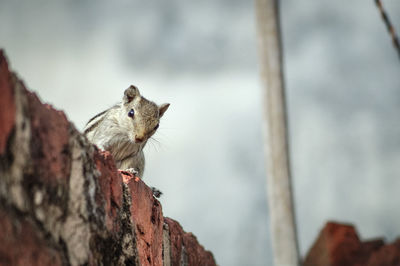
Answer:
xmin=135 ymin=136 xmax=144 ymax=143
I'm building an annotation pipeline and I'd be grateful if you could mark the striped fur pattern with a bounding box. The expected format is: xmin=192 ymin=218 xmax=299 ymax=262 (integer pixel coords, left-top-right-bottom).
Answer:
xmin=84 ymin=85 xmax=169 ymax=178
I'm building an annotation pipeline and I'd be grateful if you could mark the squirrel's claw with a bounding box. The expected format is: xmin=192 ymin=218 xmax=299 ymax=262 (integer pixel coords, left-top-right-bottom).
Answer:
xmin=151 ymin=187 xmax=163 ymax=198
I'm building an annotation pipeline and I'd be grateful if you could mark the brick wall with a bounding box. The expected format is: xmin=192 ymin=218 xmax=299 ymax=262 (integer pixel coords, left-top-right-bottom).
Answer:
xmin=0 ymin=50 xmax=216 ymax=266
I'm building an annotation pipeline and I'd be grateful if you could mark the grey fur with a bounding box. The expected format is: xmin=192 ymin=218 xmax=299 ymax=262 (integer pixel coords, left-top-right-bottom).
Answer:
xmin=84 ymin=85 xmax=169 ymax=178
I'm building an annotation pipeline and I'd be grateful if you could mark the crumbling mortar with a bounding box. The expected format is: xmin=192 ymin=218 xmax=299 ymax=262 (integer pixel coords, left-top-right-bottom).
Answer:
xmin=58 ymin=238 xmax=72 ymax=266
xmin=50 ymin=133 xmax=96 ymax=265
xmin=6 ymin=79 xmax=32 ymax=212
xmin=162 ymin=222 xmax=171 ymax=266
xmin=65 ymin=128 xmax=138 ymax=265
xmin=118 ymin=182 xmax=140 ymax=265
xmin=180 ymin=246 xmax=188 ymax=266
xmin=0 ymin=77 xmax=33 ymax=217
xmin=22 ymin=175 xmax=67 ymax=236
xmin=76 ymin=133 xmax=105 ymax=229
xmin=86 ymin=180 xmax=140 ymax=266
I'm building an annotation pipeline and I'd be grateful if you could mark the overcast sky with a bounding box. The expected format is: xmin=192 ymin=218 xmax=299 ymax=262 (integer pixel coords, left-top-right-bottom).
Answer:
xmin=1 ymin=0 xmax=400 ymax=265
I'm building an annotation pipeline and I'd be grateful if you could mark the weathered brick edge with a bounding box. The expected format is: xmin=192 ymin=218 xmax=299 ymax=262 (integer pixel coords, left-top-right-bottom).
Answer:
xmin=0 ymin=50 xmax=217 ymax=266
xmin=304 ymin=222 xmax=400 ymax=266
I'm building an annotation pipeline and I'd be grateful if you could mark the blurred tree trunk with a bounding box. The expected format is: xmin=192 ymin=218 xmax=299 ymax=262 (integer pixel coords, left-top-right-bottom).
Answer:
xmin=255 ymin=0 xmax=300 ymax=265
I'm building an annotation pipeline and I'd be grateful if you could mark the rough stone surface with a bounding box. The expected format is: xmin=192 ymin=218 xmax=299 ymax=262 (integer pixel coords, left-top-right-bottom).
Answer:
xmin=0 ymin=207 xmax=63 ymax=266
xmin=27 ymin=91 xmax=71 ymax=183
xmin=0 ymin=50 xmax=15 ymax=154
xmin=365 ymin=239 xmax=400 ymax=266
xmin=164 ymin=218 xmax=185 ymax=266
xmin=94 ymin=150 xmax=123 ymax=232
xmin=0 ymin=50 xmax=216 ymax=266
xmin=120 ymin=171 xmax=164 ymax=266
xmin=165 ymin=218 xmax=216 ymax=266
xmin=304 ymin=221 xmax=400 ymax=266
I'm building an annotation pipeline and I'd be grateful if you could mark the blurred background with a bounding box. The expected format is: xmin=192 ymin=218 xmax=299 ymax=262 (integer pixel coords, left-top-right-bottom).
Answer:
xmin=1 ymin=0 xmax=400 ymax=265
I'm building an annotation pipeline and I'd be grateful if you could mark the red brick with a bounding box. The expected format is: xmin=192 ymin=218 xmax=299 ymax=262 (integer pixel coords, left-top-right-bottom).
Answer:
xmin=94 ymin=150 xmax=123 ymax=232
xmin=182 ymin=232 xmax=216 ymax=266
xmin=0 ymin=49 xmax=217 ymax=266
xmin=165 ymin=218 xmax=216 ymax=266
xmin=124 ymin=173 xmax=164 ymax=266
xmin=304 ymin=222 xmax=361 ymax=266
xmin=366 ymin=239 xmax=400 ymax=266
xmin=165 ymin=218 xmax=185 ymax=266
xmin=27 ymin=91 xmax=70 ymax=183
xmin=304 ymin=222 xmax=389 ymax=266
xmin=119 ymin=170 xmax=135 ymax=183
xmin=0 ymin=50 xmax=15 ymax=155
xmin=0 ymin=208 xmax=62 ymax=266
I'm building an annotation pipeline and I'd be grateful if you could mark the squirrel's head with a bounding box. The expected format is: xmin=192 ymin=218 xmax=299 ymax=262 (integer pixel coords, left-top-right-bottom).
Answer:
xmin=121 ymin=85 xmax=169 ymax=144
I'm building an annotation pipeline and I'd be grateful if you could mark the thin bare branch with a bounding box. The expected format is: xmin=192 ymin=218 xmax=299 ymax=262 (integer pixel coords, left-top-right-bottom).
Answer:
xmin=375 ymin=0 xmax=400 ymax=59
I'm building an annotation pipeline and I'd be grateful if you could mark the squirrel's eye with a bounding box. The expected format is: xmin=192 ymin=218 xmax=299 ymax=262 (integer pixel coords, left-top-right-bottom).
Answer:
xmin=128 ymin=109 xmax=135 ymax=118
xmin=154 ymin=124 xmax=159 ymax=131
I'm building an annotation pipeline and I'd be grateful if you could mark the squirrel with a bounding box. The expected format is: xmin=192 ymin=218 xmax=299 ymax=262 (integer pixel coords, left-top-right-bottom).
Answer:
xmin=84 ymin=85 xmax=170 ymax=180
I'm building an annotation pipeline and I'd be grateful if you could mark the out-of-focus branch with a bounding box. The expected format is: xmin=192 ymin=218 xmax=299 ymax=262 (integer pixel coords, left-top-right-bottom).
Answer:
xmin=375 ymin=0 xmax=400 ymax=60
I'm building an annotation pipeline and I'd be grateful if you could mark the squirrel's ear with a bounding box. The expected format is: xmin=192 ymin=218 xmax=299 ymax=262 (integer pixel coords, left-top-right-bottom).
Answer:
xmin=123 ymin=85 xmax=140 ymax=104
xmin=159 ymin=103 xmax=170 ymax=118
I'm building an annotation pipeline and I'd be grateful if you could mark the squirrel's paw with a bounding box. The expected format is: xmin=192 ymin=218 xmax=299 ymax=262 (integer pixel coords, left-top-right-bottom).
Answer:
xmin=151 ymin=187 xmax=163 ymax=198
xmin=124 ymin=168 xmax=139 ymax=176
